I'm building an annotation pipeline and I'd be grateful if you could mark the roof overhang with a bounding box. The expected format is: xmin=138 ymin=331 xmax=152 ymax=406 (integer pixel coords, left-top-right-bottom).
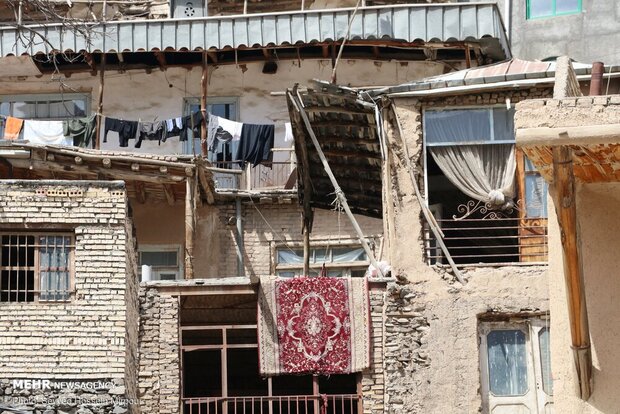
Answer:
xmin=0 ymin=141 xmax=217 ymax=204
xmin=0 ymin=3 xmax=510 ymax=59
xmin=287 ymin=81 xmax=383 ymax=218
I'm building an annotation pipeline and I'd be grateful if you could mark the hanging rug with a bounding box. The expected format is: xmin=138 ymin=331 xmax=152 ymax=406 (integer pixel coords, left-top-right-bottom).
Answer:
xmin=258 ymin=275 xmax=370 ymax=376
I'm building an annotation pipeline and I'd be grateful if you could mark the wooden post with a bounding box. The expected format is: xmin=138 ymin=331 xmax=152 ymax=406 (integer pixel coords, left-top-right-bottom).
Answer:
xmin=200 ymin=51 xmax=209 ymax=156
xmin=95 ymin=54 xmax=106 ymax=150
xmin=185 ymin=178 xmax=195 ymax=279
xmin=552 ymin=145 xmax=592 ymax=400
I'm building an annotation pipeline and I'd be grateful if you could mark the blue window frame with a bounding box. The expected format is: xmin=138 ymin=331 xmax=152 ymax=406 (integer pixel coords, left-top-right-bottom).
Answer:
xmin=526 ymin=0 xmax=582 ymax=19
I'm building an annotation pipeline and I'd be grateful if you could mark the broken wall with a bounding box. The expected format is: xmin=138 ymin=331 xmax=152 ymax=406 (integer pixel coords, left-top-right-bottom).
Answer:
xmin=379 ymin=90 xmax=552 ymax=413
xmin=0 ymin=180 xmax=139 ymax=414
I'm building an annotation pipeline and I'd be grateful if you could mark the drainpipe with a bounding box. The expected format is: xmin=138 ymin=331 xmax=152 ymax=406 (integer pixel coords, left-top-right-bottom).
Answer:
xmin=589 ymin=62 xmax=605 ymax=96
xmin=504 ymin=0 xmax=511 ymax=43
xmin=236 ymin=197 xmax=245 ymax=276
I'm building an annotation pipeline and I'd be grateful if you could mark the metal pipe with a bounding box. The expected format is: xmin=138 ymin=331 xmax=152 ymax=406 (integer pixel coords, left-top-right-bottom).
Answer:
xmin=236 ymin=197 xmax=245 ymax=276
xmin=589 ymin=61 xmax=605 ymax=96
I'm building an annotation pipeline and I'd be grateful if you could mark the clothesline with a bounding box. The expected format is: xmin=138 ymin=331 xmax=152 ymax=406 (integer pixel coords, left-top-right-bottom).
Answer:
xmin=0 ymin=110 xmax=293 ymax=168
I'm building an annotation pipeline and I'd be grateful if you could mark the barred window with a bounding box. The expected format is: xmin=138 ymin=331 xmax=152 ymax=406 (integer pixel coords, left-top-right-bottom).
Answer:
xmin=0 ymin=234 xmax=73 ymax=303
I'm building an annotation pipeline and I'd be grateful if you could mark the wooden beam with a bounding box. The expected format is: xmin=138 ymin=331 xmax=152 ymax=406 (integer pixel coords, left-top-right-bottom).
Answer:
xmin=552 ymin=145 xmax=592 ymax=400
xmin=154 ymin=51 xmax=167 ymax=71
xmin=196 ymin=158 xmax=215 ymax=204
xmin=102 ymin=158 xmax=112 ymax=168
xmin=200 ymin=51 xmax=209 ymax=156
xmin=185 ymin=178 xmax=196 ymax=279
xmin=83 ymin=53 xmax=97 ymax=75
xmin=95 ymin=54 xmax=106 ymax=150
xmin=207 ymin=51 xmax=218 ymax=64
xmin=134 ymin=181 xmax=146 ymax=203
xmin=163 ymin=184 xmax=176 ymax=206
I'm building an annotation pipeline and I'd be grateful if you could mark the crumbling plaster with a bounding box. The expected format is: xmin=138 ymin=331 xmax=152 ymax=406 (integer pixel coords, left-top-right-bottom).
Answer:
xmin=381 ymin=96 xmax=550 ymax=413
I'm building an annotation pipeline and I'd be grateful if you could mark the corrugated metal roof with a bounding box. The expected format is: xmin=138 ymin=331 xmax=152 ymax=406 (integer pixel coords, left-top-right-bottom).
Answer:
xmin=0 ymin=3 xmax=510 ymax=58
xmin=369 ymin=59 xmax=620 ymax=96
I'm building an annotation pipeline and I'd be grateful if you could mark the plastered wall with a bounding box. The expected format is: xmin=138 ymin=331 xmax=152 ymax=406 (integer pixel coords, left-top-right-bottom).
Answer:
xmin=381 ymin=93 xmax=550 ymax=413
xmin=0 ymin=59 xmax=445 ymax=156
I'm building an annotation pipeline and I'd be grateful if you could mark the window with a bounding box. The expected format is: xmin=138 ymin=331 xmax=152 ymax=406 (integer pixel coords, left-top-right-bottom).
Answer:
xmin=524 ymin=157 xmax=548 ymax=218
xmin=139 ymin=245 xmax=182 ymax=281
xmin=527 ymin=0 xmax=581 ymax=19
xmin=423 ymin=106 xmax=548 ymax=265
xmin=0 ymin=233 xmax=73 ymax=303
xmin=0 ymin=93 xmax=89 ymax=139
xmin=275 ymin=245 xmax=369 ymax=277
xmin=182 ymin=97 xmax=238 ymax=159
xmin=479 ymin=319 xmax=553 ymax=413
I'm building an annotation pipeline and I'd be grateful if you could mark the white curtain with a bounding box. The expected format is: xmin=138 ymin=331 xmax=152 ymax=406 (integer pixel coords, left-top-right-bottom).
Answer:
xmin=429 ymin=144 xmax=516 ymax=208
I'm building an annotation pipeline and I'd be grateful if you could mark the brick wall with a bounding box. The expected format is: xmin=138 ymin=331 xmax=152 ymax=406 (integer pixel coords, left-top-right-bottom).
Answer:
xmin=0 ymin=180 xmax=138 ymax=413
xmin=217 ymin=202 xmax=384 ymax=277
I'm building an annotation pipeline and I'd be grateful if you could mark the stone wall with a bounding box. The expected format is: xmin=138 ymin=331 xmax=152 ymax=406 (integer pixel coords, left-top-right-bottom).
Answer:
xmin=138 ymin=288 xmax=180 ymax=414
xmin=0 ymin=180 xmax=138 ymax=414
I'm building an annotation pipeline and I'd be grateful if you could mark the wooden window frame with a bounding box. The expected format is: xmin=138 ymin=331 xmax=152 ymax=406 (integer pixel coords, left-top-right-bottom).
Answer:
xmin=0 ymin=232 xmax=75 ymax=304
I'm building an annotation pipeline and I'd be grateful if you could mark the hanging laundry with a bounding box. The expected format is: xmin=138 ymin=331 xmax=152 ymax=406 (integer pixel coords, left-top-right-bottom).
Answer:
xmin=63 ymin=114 xmax=97 ymax=148
xmin=284 ymin=122 xmax=294 ymax=143
xmin=236 ymin=123 xmax=275 ymax=168
xmin=104 ymin=117 xmax=138 ymax=147
xmin=135 ymin=121 xmax=166 ymax=148
xmin=23 ymin=120 xmax=72 ymax=146
xmin=180 ymin=111 xmax=203 ymax=142
xmin=3 ymin=117 xmax=23 ymax=140
xmin=208 ymin=115 xmax=243 ymax=151
xmin=163 ymin=117 xmax=183 ymax=142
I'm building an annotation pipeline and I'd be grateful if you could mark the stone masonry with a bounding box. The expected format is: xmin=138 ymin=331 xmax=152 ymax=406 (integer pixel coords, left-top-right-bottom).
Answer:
xmin=0 ymin=180 xmax=139 ymax=414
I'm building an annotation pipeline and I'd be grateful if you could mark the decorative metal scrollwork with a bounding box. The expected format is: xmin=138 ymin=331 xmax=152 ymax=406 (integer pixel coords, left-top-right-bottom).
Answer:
xmin=453 ymin=198 xmax=521 ymax=221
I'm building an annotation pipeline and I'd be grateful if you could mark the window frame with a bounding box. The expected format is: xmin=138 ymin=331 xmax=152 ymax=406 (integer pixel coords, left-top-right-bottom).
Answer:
xmin=273 ymin=241 xmax=372 ymax=278
xmin=0 ymin=93 xmax=91 ymax=119
xmin=0 ymin=232 xmax=75 ymax=304
xmin=479 ymin=318 xmax=553 ymax=413
xmin=182 ymin=96 xmax=240 ymax=155
xmin=526 ymin=0 xmax=582 ymax=20
xmin=138 ymin=244 xmax=183 ymax=281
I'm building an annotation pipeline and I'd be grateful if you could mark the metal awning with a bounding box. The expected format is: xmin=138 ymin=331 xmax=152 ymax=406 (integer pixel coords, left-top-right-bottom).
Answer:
xmin=0 ymin=3 xmax=510 ymax=59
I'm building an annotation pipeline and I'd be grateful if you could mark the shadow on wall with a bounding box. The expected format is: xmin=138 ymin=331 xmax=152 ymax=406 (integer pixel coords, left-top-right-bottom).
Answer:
xmin=576 ymin=183 xmax=620 ymax=412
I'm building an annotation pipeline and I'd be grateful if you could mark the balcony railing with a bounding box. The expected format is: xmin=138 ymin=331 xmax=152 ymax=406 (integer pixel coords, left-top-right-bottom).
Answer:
xmin=424 ymin=217 xmax=548 ymax=266
xmin=183 ymin=394 xmax=362 ymax=414
xmin=213 ymin=161 xmax=296 ymax=191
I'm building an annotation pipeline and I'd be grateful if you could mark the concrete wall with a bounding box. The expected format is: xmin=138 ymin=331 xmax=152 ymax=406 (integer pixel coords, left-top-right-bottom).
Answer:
xmin=498 ymin=0 xmax=620 ymax=63
xmin=0 ymin=180 xmax=138 ymax=414
xmin=381 ymin=91 xmax=551 ymax=413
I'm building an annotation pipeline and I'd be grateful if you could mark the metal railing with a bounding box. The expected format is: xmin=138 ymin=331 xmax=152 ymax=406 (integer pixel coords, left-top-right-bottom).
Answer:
xmin=183 ymin=394 xmax=361 ymax=414
xmin=424 ymin=217 xmax=548 ymax=266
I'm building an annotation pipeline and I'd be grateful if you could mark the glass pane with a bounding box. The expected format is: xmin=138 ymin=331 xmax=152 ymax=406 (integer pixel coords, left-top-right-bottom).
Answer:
xmin=140 ymin=250 xmax=178 ymax=267
xmin=487 ymin=330 xmax=528 ymax=396
xmin=539 ymin=327 xmax=553 ymax=395
xmin=332 ymin=247 xmax=366 ymax=263
xmin=277 ymin=249 xmax=304 ymax=264
xmin=12 ymin=101 xmax=37 ymax=118
xmin=492 ymin=108 xmax=515 ymax=142
xmin=314 ymin=247 xmax=329 ymax=264
xmin=425 ymin=109 xmax=492 ymax=145
xmin=525 ymin=174 xmax=548 ymax=218
xmin=39 ymin=236 xmax=70 ymax=301
xmin=528 ymin=0 xmax=554 ymax=18
xmin=556 ymin=0 xmax=580 ymax=13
